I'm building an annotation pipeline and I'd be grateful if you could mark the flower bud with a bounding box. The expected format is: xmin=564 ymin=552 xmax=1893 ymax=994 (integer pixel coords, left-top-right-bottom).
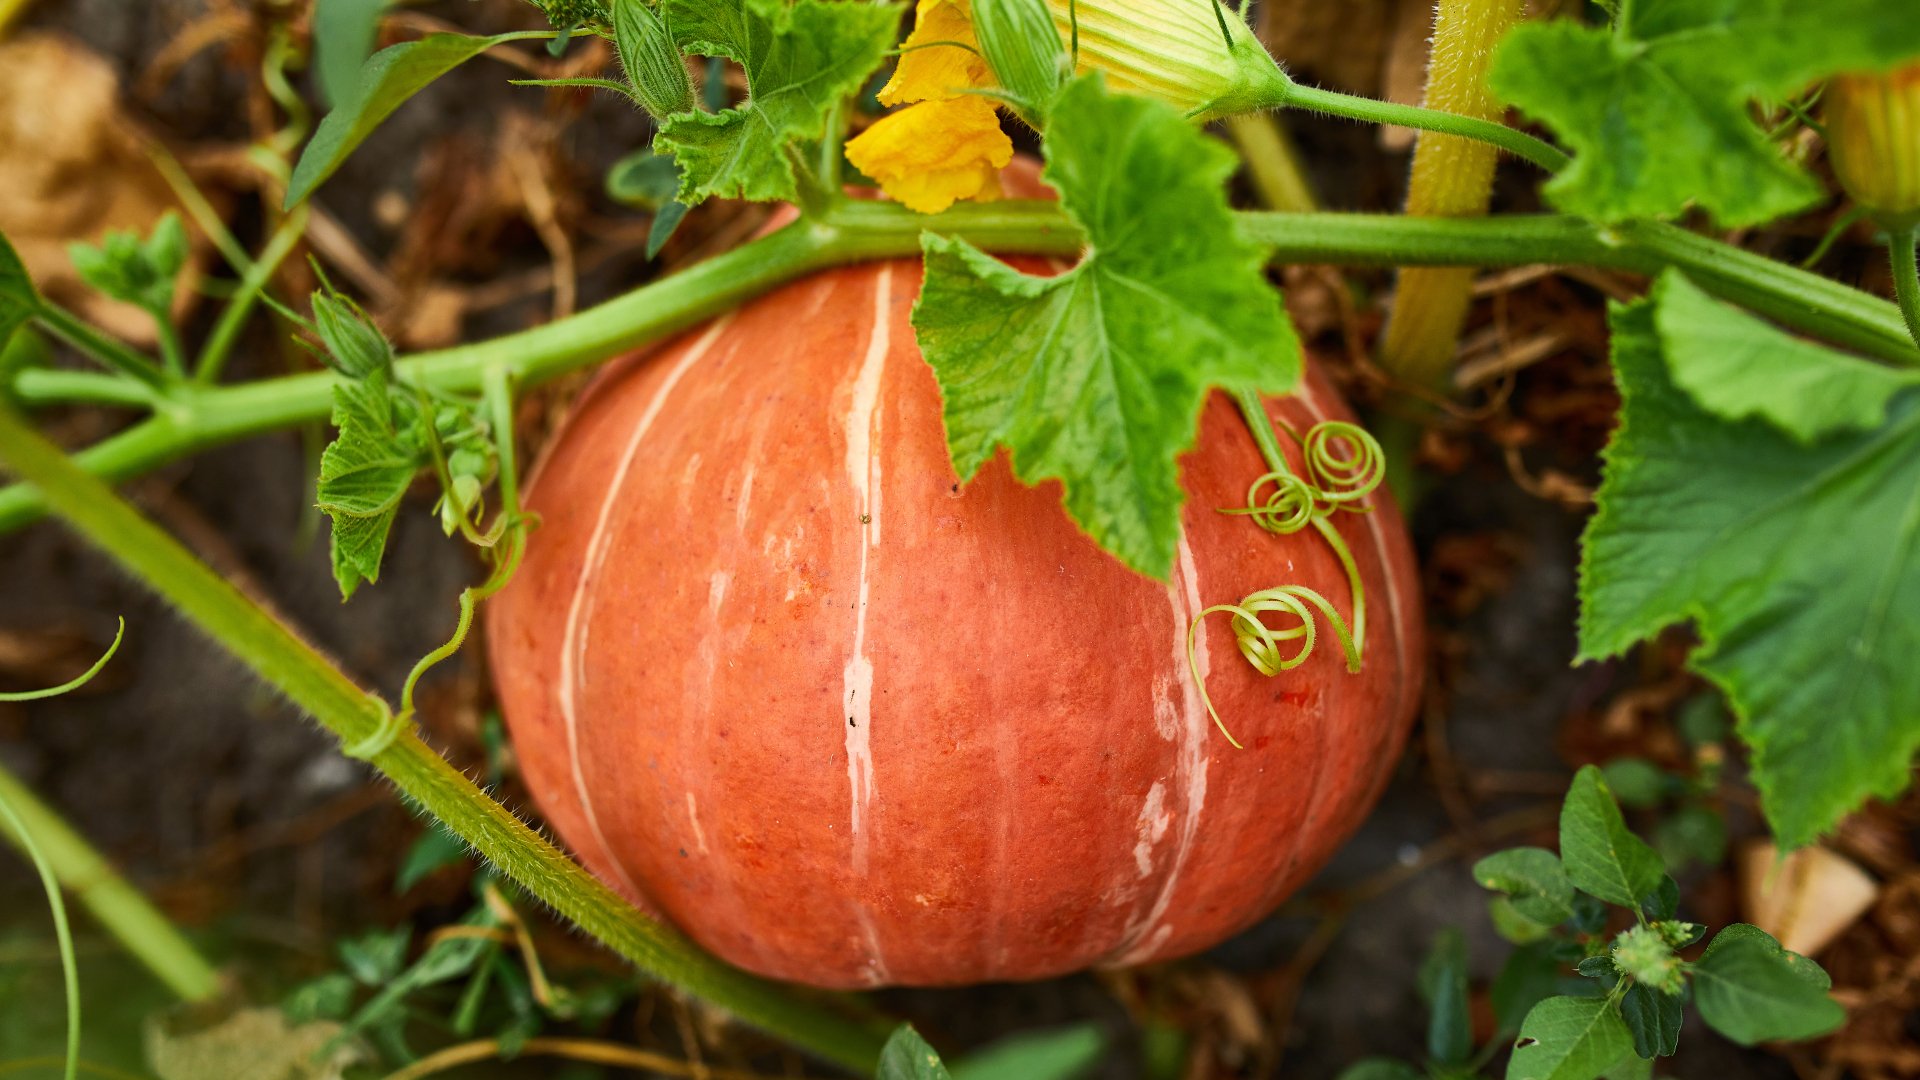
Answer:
xmin=613 ymin=0 xmax=695 ymax=120
xmin=972 ymin=0 xmax=1067 ymax=123
xmin=1047 ymin=0 xmax=1285 ymax=120
xmin=1826 ymin=66 xmax=1920 ymax=226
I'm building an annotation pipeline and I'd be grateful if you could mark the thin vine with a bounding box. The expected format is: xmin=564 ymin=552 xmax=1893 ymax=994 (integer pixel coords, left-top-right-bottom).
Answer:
xmin=0 ymin=621 xmax=129 ymax=1080
xmin=1187 ymin=392 xmax=1386 ymax=747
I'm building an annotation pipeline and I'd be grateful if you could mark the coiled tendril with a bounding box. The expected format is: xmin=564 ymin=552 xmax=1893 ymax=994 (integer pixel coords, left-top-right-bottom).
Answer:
xmin=1188 ymin=587 xmax=1361 ymax=748
xmin=1188 ymin=395 xmax=1387 ymax=747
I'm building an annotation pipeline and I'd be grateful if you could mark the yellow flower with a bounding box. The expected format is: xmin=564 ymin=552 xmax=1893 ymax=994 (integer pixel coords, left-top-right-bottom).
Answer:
xmin=847 ymin=95 xmax=1013 ymax=213
xmin=879 ymin=0 xmax=993 ymax=107
xmin=1826 ymin=66 xmax=1920 ymax=226
xmin=849 ymin=0 xmax=1276 ymax=213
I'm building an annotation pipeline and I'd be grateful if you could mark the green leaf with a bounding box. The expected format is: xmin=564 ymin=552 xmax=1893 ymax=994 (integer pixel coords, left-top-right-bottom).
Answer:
xmin=314 ymin=0 xmax=389 ymax=107
xmin=1578 ymin=288 xmax=1920 ymax=846
xmin=395 ymin=823 xmax=469 ymax=893
xmin=288 ymin=32 xmax=542 ymax=208
xmin=1419 ymin=928 xmax=1473 ymax=1066
xmin=655 ymin=0 xmax=897 ymax=204
xmin=1599 ymin=759 xmax=1671 ymax=809
xmin=1619 ymin=984 xmax=1682 ymax=1060
xmin=1653 ymin=274 xmax=1920 ymax=441
xmin=1494 ymin=942 xmax=1575 ymax=1037
xmin=1489 ymin=1 xmax=1920 ymax=226
xmin=1507 ymin=995 xmax=1634 ymax=1080
xmin=317 ymin=369 xmax=428 ymax=600
xmin=0 ymin=230 xmax=39 ymax=349
xmin=68 ymin=212 xmax=188 ymax=314
xmin=1475 ymin=847 xmax=1577 ymax=929
xmin=1692 ymin=924 xmax=1844 ymax=1045
xmin=338 ymin=926 xmax=411 ymax=985
xmin=1560 ymin=766 xmax=1667 ymax=908
xmin=1653 ymin=804 xmax=1728 ymax=871
xmin=914 ymin=74 xmax=1300 ymax=579
xmin=879 ymin=1025 xmax=952 ymax=1080
xmin=951 ymin=1024 xmax=1105 ymax=1080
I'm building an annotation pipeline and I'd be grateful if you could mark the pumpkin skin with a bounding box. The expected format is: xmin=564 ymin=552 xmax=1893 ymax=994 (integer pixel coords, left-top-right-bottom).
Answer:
xmin=487 ymin=258 xmax=1424 ymax=990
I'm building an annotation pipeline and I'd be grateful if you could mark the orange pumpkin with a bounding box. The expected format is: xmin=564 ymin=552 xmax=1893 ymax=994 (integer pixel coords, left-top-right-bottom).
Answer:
xmin=487 ymin=255 xmax=1424 ymax=988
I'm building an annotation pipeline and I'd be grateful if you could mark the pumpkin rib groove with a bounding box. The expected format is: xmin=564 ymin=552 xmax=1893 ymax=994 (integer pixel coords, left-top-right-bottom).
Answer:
xmin=840 ymin=264 xmax=895 ymax=984
xmin=559 ymin=314 xmax=733 ymax=903
xmin=1106 ymin=528 xmax=1212 ymax=967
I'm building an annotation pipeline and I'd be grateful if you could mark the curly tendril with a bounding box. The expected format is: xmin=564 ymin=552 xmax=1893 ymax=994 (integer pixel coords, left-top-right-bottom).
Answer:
xmin=1187 ymin=587 xmax=1360 ymax=749
xmin=1302 ymin=421 xmax=1386 ymax=507
xmin=1190 ymin=393 xmax=1387 ymax=747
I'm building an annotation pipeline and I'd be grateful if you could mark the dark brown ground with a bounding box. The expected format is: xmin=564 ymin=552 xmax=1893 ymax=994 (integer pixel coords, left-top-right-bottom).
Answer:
xmin=2 ymin=2 xmax=1913 ymax=1078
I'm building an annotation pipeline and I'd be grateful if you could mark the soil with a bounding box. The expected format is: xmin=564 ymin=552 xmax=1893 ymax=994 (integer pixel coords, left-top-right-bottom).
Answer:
xmin=0 ymin=2 xmax=1897 ymax=1078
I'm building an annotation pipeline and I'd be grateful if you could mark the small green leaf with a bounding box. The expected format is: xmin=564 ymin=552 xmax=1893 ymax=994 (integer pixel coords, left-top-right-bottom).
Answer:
xmin=655 ymin=0 xmax=898 ymax=204
xmin=338 ymin=926 xmax=411 ymax=985
xmin=68 ymin=212 xmax=188 ymax=314
xmin=314 ymin=0 xmax=390 ymax=107
xmin=1490 ymin=1 xmax=1920 ymax=226
xmin=0 ymin=229 xmax=39 ymax=349
xmin=1475 ymin=847 xmax=1577 ymax=929
xmin=1692 ymin=924 xmax=1844 ymax=1046
xmin=395 ymin=823 xmax=469 ymax=893
xmin=1619 ymin=984 xmax=1682 ymax=1060
xmin=879 ymin=1025 xmax=952 ymax=1080
xmin=1419 ymin=929 xmax=1473 ymax=1067
xmin=914 ymin=74 xmax=1300 ymax=579
xmin=288 ymin=32 xmax=544 ymax=208
xmin=950 ymin=1024 xmax=1105 ymax=1080
xmin=1653 ymin=805 xmax=1728 ymax=872
xmin=1560 ymin=766 xmax=1667 ymax=909
xmin=1508 ymin=995 xmax=1634 ymax=1080
xmin=283 ymin=972 xmax=359 ymax=1024
xmin=1599 ymin=759 xmax=1671 ymax=808
xmin=606 ymin=149 xmax=684 ymax=210
xmin=1493 ymin=942 xmax=1572 ymax=1037
xmin=317 ymin=369 xmax=429 ymax=599
xmin=1579 ymin=290 xmax=1920 ymax=846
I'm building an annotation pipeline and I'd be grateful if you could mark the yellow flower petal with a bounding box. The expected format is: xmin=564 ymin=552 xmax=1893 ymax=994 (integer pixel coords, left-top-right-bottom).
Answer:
xmin=846 ymin=95 xmax=1014 ymax=214
xmin=878 ymin=0 xmax=992 ymax=106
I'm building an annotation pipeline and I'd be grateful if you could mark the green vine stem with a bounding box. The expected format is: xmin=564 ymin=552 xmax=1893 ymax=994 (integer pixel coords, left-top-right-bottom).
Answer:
xmin=0 ymin=618 xmax=122 ymax=702
xmin=0 ymin=760 xmax=223 ymax=1005
xmin=0 ymin=401 xmax=892 ymax=1073
xmin=1892 ymin=225 xmax=1920 ymax=350
xmin=0 ymin=774 xmax=79 ymax=1080
xmin=1272 ymin=80 xmax=1570 ymax=174
xmin=4 ymin=204 xmax=1919 ymax=533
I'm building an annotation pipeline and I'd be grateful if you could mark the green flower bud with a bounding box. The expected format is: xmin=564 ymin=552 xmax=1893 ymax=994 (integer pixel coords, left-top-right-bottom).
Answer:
xmin=1611 ymin=924 xmax=1685 ymax=996
xmin=310 ymin=290 xmax=394 ymax=379
xmin=613 ymin=0 xmax=695 ymax=120
xmin=972 ymin=0 xmax=1068 ymax=123
xmin=1826 ymin=66 xmax=1920 ymax=227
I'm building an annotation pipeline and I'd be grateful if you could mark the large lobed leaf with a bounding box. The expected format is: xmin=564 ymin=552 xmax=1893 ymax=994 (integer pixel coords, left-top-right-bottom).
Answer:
xmin=1580 ymin=273 xmax=1920 ymax=846
xmin=656 ymin=0 xmax=898 ymax=205
xmin=1491 ymin=0 xmax=1920 ymax=227
xmin=913 ymin=74 xmax=1300 ymax=580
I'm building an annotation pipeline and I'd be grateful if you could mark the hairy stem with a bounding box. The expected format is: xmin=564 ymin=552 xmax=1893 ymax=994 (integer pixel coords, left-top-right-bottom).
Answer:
xmin=1277 ymin=81 xmax=1569 ymax=174
xmin=1377 ymin=0 xmax=1527 ymax=387
xmin=33 ymin=303 xmax=171 ymax=392
xmin=0 ymin=402 xmax=891 ymax=1073
xmin=1893 ymin=226 xmax=1920 ymax=350
xmin=195 ymin=206 xmax=310 ymax=384
xmin=0 ymin=761 xmax=223 ymax=1004
xmin=4 ymin=207 xmax=1917 ymax=532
